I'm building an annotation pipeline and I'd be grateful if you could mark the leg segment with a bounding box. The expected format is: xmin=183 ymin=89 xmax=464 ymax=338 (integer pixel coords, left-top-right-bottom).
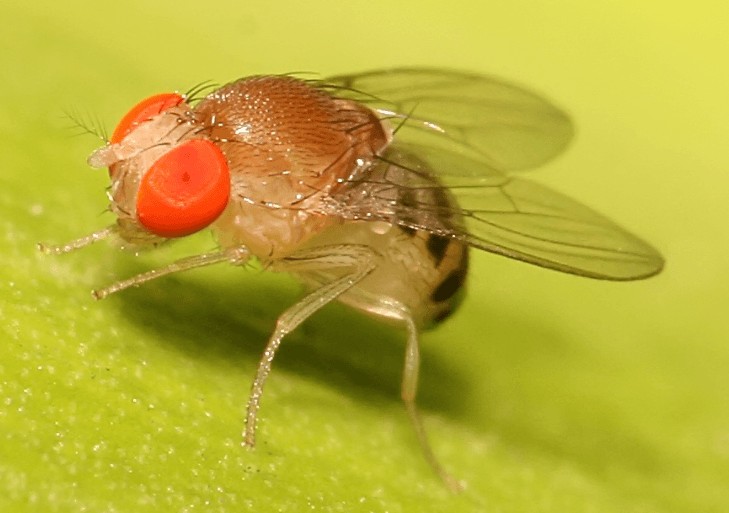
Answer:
xmin=242 ymin=244 xmax=378 ymax=447
xmin=400 ymin=314 xmax=464 ymax=492
xmin=92 ymin=247 xmax=249 ymax=299
xmin=39 ymin=224 xmax=250 ymax=299
xmin=38 ymin=225 xmax=116 ymax=255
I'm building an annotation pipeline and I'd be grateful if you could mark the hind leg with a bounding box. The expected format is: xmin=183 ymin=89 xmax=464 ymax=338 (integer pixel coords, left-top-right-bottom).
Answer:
xmin=397 ymin=310 xmax=464 ymax=492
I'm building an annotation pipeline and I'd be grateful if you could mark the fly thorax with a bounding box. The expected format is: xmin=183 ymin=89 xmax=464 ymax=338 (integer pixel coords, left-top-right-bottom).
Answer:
xmin=189 ymin=75 xmax=389 ymax=258
xmin=211 ymin=193 xmax=337 ymax=259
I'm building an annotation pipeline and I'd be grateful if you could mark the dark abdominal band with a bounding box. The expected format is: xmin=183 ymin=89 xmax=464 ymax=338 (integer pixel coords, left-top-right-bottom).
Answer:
xmin=426 ymin=234 xmax=450 ymax=266
xmin=432 ymin=264 xmax=467 ymax=303
xmin=430 ymin=241 xmax=469 ymax=324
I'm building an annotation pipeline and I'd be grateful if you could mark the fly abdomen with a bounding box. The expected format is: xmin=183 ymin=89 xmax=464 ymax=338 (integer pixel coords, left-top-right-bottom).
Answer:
xmin=384 ymin=161 xmax=470 ymax=325
xmin=406 ymin=230 xmax=469 ymax=326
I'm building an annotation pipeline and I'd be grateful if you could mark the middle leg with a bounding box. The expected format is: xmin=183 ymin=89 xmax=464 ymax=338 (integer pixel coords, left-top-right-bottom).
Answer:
xmin=242 ymin=244 xmax=379 ymax=447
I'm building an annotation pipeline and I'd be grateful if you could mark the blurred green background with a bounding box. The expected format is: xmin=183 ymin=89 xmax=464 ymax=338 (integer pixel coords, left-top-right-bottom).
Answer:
xmin=1 ymin=1 xmax=727 ymax=512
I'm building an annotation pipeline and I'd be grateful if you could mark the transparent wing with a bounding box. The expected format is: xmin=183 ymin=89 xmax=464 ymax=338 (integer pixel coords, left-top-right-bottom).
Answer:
xmin=323 ymin=68 xmax=574 ymax=172
xmin=328 ymin=144 xmax=664 ymax=280
xmin=321 ymin=68 xmax=662 ymax=280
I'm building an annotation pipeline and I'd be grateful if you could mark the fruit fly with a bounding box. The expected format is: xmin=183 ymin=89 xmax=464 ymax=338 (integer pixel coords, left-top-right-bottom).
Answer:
xmin=40 ymin=68 xmax=664 ymax=491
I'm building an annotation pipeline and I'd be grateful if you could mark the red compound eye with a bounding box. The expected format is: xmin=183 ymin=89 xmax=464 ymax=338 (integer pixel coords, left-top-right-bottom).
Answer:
xmin=111 ymin=93 xmax=185 ymax=144
xmin=136 ymin=139 xmax=230 ymax=238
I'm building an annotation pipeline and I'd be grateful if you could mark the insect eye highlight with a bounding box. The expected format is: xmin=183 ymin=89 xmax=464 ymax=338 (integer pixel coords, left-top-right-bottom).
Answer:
xmin=136 ymin=139 xmax=230 ymax=238
xmin=110 ymin=92 xmax=185 ymax=144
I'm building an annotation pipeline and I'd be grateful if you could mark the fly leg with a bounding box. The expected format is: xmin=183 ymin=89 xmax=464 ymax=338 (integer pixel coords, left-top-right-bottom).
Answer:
xmin=89 ymin=247 xmax=250 ymax=299
xmin=38 ymin=225 xmax=116 ymax=254
xmin=39 ymin=224 xmax=252 ymax=297
xmin=400 ymin=312 xmax=464 ymax=492
xmin=242 ymin=244 xmax=378 ymax=448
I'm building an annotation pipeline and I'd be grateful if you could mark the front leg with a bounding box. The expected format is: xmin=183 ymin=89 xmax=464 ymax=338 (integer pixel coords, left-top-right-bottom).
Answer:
xmin=242 ymin=244 xmax=378 ymax=447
